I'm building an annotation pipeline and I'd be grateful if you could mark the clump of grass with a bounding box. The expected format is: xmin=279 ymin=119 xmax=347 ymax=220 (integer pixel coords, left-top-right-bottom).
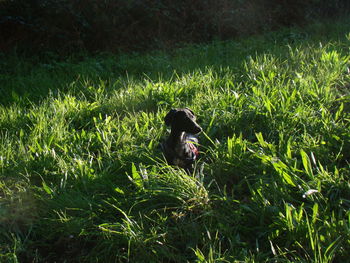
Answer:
xmin=1 ymin=17 xmax=350 ymax=262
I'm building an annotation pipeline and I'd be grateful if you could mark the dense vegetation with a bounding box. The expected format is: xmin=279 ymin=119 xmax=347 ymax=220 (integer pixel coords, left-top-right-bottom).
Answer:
xmin=1 ymin=0 xmax=350 ymax=53
xmin=1 ymin=15 xmax=350 ymax=262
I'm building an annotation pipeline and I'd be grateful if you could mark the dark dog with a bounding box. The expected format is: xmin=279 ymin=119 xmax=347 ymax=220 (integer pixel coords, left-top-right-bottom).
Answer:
xmin=161 ymin=108 xmax=202 ymax=173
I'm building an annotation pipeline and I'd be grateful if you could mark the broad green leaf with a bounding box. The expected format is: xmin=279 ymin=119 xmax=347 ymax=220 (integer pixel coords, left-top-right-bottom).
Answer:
xmin=131 ymin=162 xmax=143 ymax=189
xmin=300 ymin=149 xmax=313 ymax=177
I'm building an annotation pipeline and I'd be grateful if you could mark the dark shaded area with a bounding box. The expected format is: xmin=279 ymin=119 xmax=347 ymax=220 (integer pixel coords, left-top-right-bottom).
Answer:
xmin=1 ymin=0 xmax=350 ymax=54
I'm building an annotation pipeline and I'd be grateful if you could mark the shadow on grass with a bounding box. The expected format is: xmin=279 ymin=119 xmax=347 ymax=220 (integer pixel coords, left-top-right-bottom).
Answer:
xmin=1 ymin=16 xmax=349 ymax=107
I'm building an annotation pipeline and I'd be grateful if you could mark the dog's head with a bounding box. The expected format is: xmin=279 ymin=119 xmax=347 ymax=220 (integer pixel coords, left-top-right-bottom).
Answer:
xmin=164 ymin=108 xmax=202 ymax=134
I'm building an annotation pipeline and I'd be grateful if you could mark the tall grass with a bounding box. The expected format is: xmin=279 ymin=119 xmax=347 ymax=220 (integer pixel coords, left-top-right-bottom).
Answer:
xmin=1 ymin=18 xmax=350 ymax=262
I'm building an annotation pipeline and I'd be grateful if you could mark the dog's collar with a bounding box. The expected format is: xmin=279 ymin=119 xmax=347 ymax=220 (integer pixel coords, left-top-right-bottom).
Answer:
xmin=188 ymin=142 xmax=199 ymax=158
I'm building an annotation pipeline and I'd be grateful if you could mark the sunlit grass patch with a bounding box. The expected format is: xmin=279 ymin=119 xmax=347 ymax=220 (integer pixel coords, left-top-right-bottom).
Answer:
xmin=1 ymin=17 xmax=350 ymax=262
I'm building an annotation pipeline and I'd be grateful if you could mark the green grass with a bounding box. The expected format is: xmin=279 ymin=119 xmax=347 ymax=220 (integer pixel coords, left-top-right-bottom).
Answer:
xmin=1 ymin=17 xmax=350 ymax=262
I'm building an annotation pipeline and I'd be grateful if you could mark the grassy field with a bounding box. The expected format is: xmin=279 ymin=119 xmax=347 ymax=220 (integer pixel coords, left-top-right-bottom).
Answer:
xmin=1 ymin=17 xmax=350 ymax=262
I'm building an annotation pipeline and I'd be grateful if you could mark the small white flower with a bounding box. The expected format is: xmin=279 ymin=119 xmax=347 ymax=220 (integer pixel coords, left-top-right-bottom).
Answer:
xmin=303 ymin=189 xmax=319 ymax=198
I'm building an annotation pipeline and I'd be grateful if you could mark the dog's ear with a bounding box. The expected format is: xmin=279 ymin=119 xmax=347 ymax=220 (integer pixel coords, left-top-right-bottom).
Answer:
xmin=164 ymin=109 xmax=177 ymax=126
xmin=185 ymin=107 xmax=194 ymax=115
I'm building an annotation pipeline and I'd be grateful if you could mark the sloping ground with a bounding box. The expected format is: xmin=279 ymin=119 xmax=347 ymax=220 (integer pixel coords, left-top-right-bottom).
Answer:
xmin=0 ymin=18 xmax=350 ymax=262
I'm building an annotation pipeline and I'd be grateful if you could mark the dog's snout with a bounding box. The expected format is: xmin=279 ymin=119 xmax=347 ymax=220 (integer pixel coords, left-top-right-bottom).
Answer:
xmin=194 ymin=124 xmax=202 ymax=134
xmin=188 ymin=120 xmax=202 ymax=134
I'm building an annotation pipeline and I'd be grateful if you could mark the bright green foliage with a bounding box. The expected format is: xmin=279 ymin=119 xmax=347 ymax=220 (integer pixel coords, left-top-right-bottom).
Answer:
xmin=1 ymin=18 xmax=350 ymax=262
